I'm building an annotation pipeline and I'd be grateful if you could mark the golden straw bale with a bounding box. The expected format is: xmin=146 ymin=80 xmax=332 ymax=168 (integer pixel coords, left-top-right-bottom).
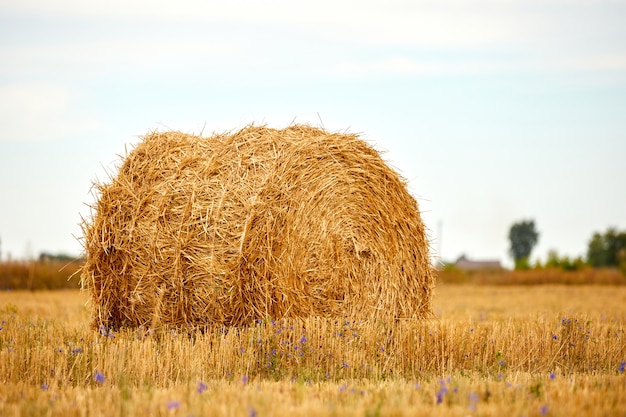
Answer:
xmin=81 ymin=125 xmax=434 ymax=329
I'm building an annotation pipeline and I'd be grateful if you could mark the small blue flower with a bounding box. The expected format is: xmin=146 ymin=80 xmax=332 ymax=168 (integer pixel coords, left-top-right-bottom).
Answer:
xmin=167 ymin=401 xmax=180 ymax=410
xmin=94 ymin=371 xmax=105 ymax=384
xmin=540 ymin=404 xmax=548 ymax=415
xmin=242 ymin=375 xmax=249 ymax=385
xmin=436 ymin=387 xmax=448 ymax=404
xmin=299 ymin=335 xmax=307 ymax=343
xmin=619 ymin=361 xmax=625 ymax=373
xmin=71 ymin=347 xmax=83 ymax=354
xmin=549 ymin=372 xmax=556 ymax=380
xmin=248 ymin=406 xmax=258 ymax=417
xmin=197 ymin=381 xmax=207 ymax=394
xmin=552 ymin=334 xmax=558 ymax=340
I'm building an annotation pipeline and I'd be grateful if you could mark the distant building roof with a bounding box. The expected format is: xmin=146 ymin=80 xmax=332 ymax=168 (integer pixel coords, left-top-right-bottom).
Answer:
xmin=455 ymin=255 xmax=502 ymax=270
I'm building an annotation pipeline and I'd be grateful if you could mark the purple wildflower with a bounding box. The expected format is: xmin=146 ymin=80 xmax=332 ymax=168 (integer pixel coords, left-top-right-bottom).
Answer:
xmin=619 ymin=362 xmax=625 ymax=373
xmin=242 ymin=375 xmax=249 ymax=385
xmin=197 ymin=381 xmax=207 ymax=394
xmin=94 ymin=371 xmax=105 ymax=384
xmin=41 ymin=383 xmax=49 ymax=391
xmin=436 ymin=379 xmax=448 ymax=404
xmin=248 ymin=406 xmax=258 ymax=417
xmin=299 ymin=335 xmax=307 ymax=344
xmin=339 ymin=383 xmax=348 ymax=393
xmin=436 ymin=387 xmax=448 ymax=404
xmin=468 ymin=392 xmax=479 ymax=411
xmin=167 ymin=401 xmax=180 ymax=411
xmin=540 ymin=404 xmax=548 ymax=415
xmin=549 ymin=372 xmax=556 ymax=380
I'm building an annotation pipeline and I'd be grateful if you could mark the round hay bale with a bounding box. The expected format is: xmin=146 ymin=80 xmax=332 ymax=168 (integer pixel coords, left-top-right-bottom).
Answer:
xmin=81 ymin=125 xmax=434 ymax=329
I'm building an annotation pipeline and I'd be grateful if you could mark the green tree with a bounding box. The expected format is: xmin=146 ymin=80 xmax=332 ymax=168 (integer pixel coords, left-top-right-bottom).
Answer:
xmin=586 ymin=228 xmax=626 ymax=271
xmin=508 ymin=220 xmax=539 ymax=269
xmin=544 ymin=249 xmax=561 ymax=269
xmin=543 ymin=249 xmax=586 ymax=271
xmin=587 ymin=232 xmax=608 ymax=267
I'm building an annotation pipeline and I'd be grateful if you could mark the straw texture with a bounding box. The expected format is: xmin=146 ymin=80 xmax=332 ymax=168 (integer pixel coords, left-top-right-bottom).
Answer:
xmin=81 ymin=125 xmax=434 ymax=329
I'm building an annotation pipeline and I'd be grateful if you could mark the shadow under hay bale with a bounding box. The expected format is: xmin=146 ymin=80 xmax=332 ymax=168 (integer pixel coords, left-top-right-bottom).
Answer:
xmin=81 ymin=125 xmax=434 ymax=329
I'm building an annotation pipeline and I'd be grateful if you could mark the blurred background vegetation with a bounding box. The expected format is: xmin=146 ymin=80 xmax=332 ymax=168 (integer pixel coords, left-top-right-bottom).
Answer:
xmin=0 ymin=225 xmax=623 ymax=290
xmin=0 ymin=253 xmax=81 ymax=290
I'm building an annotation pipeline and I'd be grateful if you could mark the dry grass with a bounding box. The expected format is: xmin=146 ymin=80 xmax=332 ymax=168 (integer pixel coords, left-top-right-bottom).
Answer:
xmin=1 ymin=286 xmax=624 ymax=416
xmin=0 ymin=260 xmax=81 ymax=290
xmin=433 ymin=284 xmax=626 ymax=320
xmin=81 ymin=125 xmax=433 ymax=330
xmin=437 ymin=267 xmax=626 ymax=285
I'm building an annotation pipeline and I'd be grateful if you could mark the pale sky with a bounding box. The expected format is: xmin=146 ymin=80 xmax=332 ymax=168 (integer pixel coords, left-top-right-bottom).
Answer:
xmin=1 ymin=0 xmax=625 ymax=267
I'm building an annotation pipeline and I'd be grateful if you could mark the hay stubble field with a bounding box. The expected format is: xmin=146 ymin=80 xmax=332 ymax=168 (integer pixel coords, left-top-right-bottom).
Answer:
xmin=1 ymin=284 xmax=624 ymax=416
xmin=2 ymin=125 xmax=624 ymax=416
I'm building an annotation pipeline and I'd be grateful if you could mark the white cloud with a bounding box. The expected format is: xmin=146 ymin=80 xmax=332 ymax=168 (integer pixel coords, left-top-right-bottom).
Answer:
xmin=0 ymin=0 xmax=565 ymax=47
xmin=0 ymin=35 xmax=248 ymax=79
xmin=333 ymin=51 xmax=626 ymax=79
xmin=2 ymin=0 xmax=625 ymax=82
xmin=0 ymin=83 xmax=99 ymax=142
xmin=336 ymin=56 xmax=444 ymax=76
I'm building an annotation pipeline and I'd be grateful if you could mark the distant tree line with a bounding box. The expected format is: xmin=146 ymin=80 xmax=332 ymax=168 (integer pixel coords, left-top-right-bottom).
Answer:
xmin=38 ymin=252 xmax=80 ymax=263
xmin=508 ymin=220 xmax=626 ymax=274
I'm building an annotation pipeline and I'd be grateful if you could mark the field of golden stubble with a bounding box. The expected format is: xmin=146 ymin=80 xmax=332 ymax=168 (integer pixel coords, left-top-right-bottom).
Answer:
xmin=0 ymin=284 xmax=624 ymax=417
